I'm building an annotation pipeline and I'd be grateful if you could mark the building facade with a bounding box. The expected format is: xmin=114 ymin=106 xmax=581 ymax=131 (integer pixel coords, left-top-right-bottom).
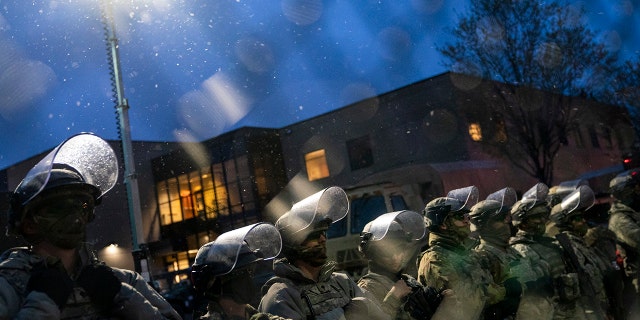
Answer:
xmin=0 ymin=72 xmax=635 ymax=287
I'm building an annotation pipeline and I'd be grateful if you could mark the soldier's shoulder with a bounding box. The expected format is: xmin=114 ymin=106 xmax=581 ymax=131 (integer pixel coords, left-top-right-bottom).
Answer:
xmin=0 ymin=247 xmax=33 ymax=269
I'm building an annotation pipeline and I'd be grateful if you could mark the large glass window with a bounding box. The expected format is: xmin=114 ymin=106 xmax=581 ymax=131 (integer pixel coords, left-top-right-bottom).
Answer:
xmin=156 ymin=156 xmax=256 ymax=226
xmin=305 ymin=149 xmax=330 ymax=181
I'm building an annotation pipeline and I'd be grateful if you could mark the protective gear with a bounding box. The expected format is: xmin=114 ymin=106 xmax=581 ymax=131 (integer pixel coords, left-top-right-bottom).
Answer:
xmin=511 ymin=183 xmax=550 ymax=228
xmin=547 ymin=179 xmax=588 ymax=208
xmin=26 ymin=266 xmax=74 ymax=309
xmin=7 ymin=133 xmax=118 ymax=236
xmin=549 ymin=185 xmax=595 ymax=227
xmin=77 ymin=264 xmax=122 ymax=311
xmin=191 ymin=223 xmax=282 ymax=303
xmin=469 ymin=187 xmax=516 ymax=232
xmin=423 ymin=186 xmax=479 ymax=228
xmin=609 ymin=168 xmax=640 ymax=208
xmin=276 ymin=186 xmax=348 ymax=260
xmin=359 ymin=210 xmax=425 ymax=273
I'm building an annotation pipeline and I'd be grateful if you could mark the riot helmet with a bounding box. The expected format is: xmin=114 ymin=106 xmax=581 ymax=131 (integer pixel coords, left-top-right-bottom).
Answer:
xmin=547 ymin=179 xmax=588 ymax=208
xmin=7 ymin=133 xmax=118 ymax=243
xmin=359 ymin=210 xmax=425 ymax=273
xmin=549 ymin=185 xmax=595 ymax=228
xmin=609 ymin=168 xmax=640 ymax=207
xmin=511 ymin=183 xmax=550 ymax=227
xmin=423 ymin=186 xmax=479 ymax=230
xmin=469 ymin=187 xmax=516 ymax=232
xmin=276 ymin=186 xmax=348 ymax=260
xmin=191 ymin=223 xmax=282 ymax=303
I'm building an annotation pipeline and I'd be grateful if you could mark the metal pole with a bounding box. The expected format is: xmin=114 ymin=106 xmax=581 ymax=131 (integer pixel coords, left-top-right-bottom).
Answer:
xmin=101 ymin=0 xmax=150 ymax=282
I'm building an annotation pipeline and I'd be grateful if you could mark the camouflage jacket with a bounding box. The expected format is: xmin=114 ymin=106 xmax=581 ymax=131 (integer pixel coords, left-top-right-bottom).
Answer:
xmin=417 ymin=232 xmax=489 ymax=320
xmin=0 ymin=244 xmax=182 ymax=320
xmin=357 ymin=272 xmax=411 ymax=320
xmin=608 ymin=201 xmax=640 ymax=277
xmin=259 ymin=259 xmax=387 ymax=320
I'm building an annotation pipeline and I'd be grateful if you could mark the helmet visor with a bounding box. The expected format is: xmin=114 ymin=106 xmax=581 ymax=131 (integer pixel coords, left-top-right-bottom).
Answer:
xmin=560 ymin=185 xmax=595 ymax=214
xmin=278 ymin=186 xmax=349 ymax=235
xmin=365 ymin=210 xmax=425 ymax=242
xmin=553 ymin=179 xmax=588 ymax=200
xmin=446 ymin=186 xmax=479 ymax=211
xmin=518 ymin=183 xmax=550 ymax=211
xmin=486 ymin=187 xmax=517 ymax=211
xmin=194 ymin=222 xmax=282 ymax=275
xmin=15 ymin=133 xmax=118 ymax=205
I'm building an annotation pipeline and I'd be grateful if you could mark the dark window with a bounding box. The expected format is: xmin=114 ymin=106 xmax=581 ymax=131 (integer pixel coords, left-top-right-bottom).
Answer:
xmin=588 ymin=126 xmax=600 ymax=148
xmin=347 ymin=135 xmax=374 ymax=170
xmin=350 ymin=195 xmax=387 ymax=234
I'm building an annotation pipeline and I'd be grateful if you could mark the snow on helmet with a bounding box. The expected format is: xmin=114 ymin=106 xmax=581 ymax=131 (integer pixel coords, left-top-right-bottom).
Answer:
xmin=276 ymin=186 xmax=348 ymax=251
xmin=423 ymin=186 xmax=479 ymax=229
xmin=7 ymin=133 xmax=118 ymax=235
xmin=550 ymin=185 xmax=595 ymax=226
xmin=191 ymin=223 xmax=282 ymax=294
xmin=511 ymin=183 xmax=550 ymax=226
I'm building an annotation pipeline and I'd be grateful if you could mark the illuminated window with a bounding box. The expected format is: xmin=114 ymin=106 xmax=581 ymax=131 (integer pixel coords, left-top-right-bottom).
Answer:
xmin=469 ymin=123 xmax=483 ymax=141
xmin=305 ymin=149 xmax=330 ymax=181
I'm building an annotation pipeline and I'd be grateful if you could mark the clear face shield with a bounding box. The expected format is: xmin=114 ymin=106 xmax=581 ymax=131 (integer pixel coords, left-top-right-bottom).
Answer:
xmin=551 ymin=185 xmax=595 ymax=225
xmin=446 ymin=185 xmax=480 ymax=213
xmin=276 ymin=186 xmax=349 ymax=245
xmin=548 ymin=179 xmax=588 ymax=207
xmin=361 ymin=210 xmax=425 ymax=272
xmin=512 ymin=183 xmax=550 ymax=230
xmin=14 ymin=132 xmax=119 ymax=206
xmin=193 ymin=222 xmax=282 ymax=276
xmin=191 ymin=222 xmax=282 ymax=302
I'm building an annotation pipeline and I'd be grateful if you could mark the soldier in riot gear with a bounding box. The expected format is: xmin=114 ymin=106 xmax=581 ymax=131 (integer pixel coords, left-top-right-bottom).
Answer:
xmin=259 ymin=187 xmax=387 ymax=320
xmin=417 ymin=186 xmax=494 ymax=320
xmin=510 ymin=183 xmax=581 ymax=320
xmin=0 ymin=133 xmax=181 ymax=319
xmin=546 ymin=179 xmax=588 ymax=237
xmin=191 ymin=223 xmax=289 ymax=320
xmin=550 ymin=185 xmax=614 ymax=319
xmin=470 ymin=187 xmax=548 ymax=320
xmin=608 ymin=168 xmax=640 ymax=318
xmin=358 ymin=210 xmax=445 ymax=319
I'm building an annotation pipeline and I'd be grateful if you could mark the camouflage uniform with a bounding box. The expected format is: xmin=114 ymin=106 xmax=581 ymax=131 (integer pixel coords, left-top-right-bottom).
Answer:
xmin=417 ymin=232 xmax=489 ymax=319
xmin=608 ymin=201 xmax=640 ymax=318
xmin=558 ymin=231 xmax=610 ymax=319
xmin=197 ymin=303 xmax=288 ymax=320
xmin=357 ymin=272 xmax=412 ymax=320
xmin=259 ymin=259 xmax=385 ymax=320
xmin=510 ymin=230 xmax=581 ymax=320
xmin=0 ymin=244 xmax=181 ymax=320
xmin=475 ymin=239 xmax=551 ymax=320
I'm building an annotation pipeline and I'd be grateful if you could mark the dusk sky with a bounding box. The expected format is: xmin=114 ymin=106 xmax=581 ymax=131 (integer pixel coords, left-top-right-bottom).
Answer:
xmin=0 ymin=0 xmax=638 ymax=170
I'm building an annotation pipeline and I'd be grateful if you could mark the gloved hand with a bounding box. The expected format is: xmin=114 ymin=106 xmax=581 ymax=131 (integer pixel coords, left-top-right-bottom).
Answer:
xmin=76 ymin=264 xmax=122 ymax=311
xmin=503 ymin=277 xmax=522 ymax=298
xmin=27 ymin=266 xmax=74 ymax=309
xmin=403 ymin=286 xmax=444 ymax=319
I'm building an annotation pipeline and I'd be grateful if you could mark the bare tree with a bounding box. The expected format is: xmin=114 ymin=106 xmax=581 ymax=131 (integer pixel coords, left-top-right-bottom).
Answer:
xmin=438 ymin=0 xmax=623 ymax=185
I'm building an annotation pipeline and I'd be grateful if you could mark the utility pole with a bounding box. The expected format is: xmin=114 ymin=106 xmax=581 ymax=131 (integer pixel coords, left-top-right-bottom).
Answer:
xmin=101 ymin=0 xmax=150 ymax=282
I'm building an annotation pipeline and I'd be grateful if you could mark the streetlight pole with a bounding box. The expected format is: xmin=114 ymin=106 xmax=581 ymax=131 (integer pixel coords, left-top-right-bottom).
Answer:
xmin=100 ymin=0 xmax=150 ymax=282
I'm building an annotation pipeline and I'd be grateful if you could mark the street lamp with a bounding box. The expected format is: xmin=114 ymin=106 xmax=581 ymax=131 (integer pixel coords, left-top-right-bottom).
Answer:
xmin=100 ymin=0 xmax=150 ymax=281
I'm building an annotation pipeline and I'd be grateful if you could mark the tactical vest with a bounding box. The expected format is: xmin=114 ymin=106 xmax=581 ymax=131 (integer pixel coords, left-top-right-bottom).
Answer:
xmin=0 ymin=247 xmax=111 ymax=319
xmin=263 ymin=274 xmax=353 ymax=320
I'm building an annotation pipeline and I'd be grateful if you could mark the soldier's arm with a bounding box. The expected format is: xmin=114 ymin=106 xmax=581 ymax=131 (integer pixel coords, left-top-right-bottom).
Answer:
xmin=113 ymin=268 xmax=183 ymax=320
xmin=609 ymin=212 xmax=640 ymax=249
xmin=258 ymin=282 xmax=306 ymax=320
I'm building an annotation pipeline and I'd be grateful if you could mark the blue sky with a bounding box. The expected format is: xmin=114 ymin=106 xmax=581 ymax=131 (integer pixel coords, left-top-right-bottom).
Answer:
xmin=0 ymin=0 xmax=638 ymax=170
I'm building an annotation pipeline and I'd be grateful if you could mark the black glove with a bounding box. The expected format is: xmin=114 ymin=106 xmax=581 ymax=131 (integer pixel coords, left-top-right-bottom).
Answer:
xmin=76 ymin=264 xmax=122 ymax=311
xmin=525 ymin=276 xmax=554 ymax=296
xmin=503 ymin=277 xmax=522 ymax=298
xmin=27 ymin=267 xmax=74 ymax=309
xmin=403 ymin=286 xmax=444 ymax=320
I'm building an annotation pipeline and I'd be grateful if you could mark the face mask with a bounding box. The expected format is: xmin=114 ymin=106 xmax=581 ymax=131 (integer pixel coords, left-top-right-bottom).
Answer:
xmin=221 ymin=268 xmax=258 ymax=304
xmin=32 ymin=196 xmax=95 ymax=249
